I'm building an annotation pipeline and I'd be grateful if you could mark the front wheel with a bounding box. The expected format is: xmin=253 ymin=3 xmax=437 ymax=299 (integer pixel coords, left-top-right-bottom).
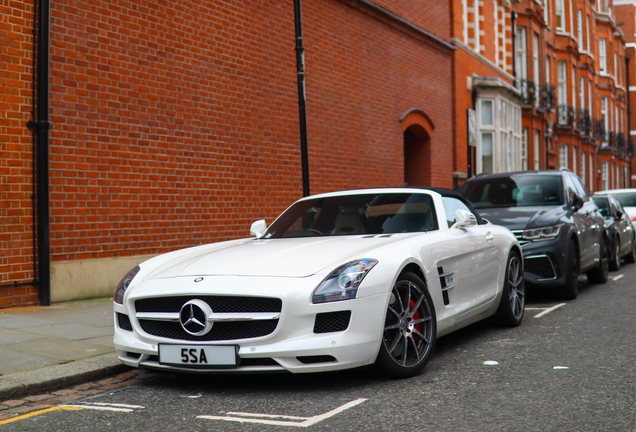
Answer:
xmin=493 ymin=250 xmax=525 ymax=327
xmin=624 ymin=233 xmax=636 ymax=264
xmin=609 ymin=235 xmax=621 ymax=271
xmin=587 ymin=235 xmax=609 ymax=284
xmin=374 ymin=272 xmax=436 ymax=379
xmin=561 ymin=239 xmax=579 ymax=300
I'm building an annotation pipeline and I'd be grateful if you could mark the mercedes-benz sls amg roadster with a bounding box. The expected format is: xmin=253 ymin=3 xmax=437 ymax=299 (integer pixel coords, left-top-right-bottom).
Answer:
xmin=114 ymin=188 xmax=524 ymax=378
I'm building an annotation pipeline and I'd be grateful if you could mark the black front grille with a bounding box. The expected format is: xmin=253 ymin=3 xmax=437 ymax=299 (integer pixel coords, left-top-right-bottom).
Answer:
xmin=117 ymin=313 xmax=133 ymax=331
xmin=297 ymin=355 xmax=336 ymax=364
xmin=138 ymin=319 xmax=278 ymax=341
xmin=135 ymin=296 xmax=282 ymax=313
xmin=314 ymin=311 xmax=351 ymax=334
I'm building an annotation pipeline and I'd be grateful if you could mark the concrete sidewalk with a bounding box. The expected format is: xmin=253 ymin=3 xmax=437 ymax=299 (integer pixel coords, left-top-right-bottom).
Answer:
xmin=0 ymin=298 xmax=128 ymax=401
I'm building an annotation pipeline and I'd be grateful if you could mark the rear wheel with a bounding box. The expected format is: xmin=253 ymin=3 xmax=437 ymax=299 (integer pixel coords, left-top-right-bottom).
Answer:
xmin=561 ymin=239 xmax=579 ymax=300
xmin=494 ymin=250 xmax=525 ymax=327
xmin=374 ymin=272 xmax=436 ymax=379
xmin=609 ymin=235 xmax=621 ymax=271
xmin=587 ymin=235 xmax=609 ymax=284
xmin=624 ymin=233 xmax=636 ymax=264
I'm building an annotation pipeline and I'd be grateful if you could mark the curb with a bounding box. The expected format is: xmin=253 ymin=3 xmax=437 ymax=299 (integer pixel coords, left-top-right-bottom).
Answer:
xmin=0 ymin=353 xmax=129 ymax=402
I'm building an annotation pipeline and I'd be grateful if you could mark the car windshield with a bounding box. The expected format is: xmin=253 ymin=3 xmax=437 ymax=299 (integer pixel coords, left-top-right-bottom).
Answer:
xmin=592 ymin=196 xmax=610 ymax=217
xmin=611 ymin=192 xmax=636 ymax=208
xmin=263 ymin=193 xmax=438 ymax=238
xmin=460 ymin=175 xmax=564 ymax=209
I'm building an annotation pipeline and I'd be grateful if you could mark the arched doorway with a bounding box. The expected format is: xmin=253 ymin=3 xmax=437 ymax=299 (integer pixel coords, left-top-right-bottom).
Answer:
xmin=400 ymin=109 xmax=435 ymax=186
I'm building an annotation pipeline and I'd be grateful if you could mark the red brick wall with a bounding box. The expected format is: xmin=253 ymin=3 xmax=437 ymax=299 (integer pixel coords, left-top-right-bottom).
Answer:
xmin=38 ymin=0 xmax=452 ymax=264
xmin=0 ymin=0 xmax=39 ymax=306
xmin=371 ymin=0 xmax=450 ymax=42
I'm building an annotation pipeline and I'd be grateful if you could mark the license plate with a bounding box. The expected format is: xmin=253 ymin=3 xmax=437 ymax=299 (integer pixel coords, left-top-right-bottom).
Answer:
xmin=158 ymin=344 xmax=238 ymax=368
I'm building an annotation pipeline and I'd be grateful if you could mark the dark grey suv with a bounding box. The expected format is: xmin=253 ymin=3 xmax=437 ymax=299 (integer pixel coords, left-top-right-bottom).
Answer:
xmin=459 ymin=170 xmax=608 ymax=299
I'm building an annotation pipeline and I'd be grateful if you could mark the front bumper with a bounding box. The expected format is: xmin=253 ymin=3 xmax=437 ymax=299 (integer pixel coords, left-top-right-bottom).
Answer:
xmin=517 ymin=234 xmax=569 ymax=287
xmin=113 ymin=275 xmax=388 ymax=373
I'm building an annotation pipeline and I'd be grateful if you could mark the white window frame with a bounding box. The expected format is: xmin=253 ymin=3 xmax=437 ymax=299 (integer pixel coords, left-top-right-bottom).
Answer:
xmin=589 ymin=153 xmax=594 ymax=191
xmin=534 ymin=130 xmax=541 ymax=170
xmin=602 ymin=161 xmax=609 ymax=190
xmin=522 ymin=127 xmax=528 ymax=170
xmin=558 ymin=61 xmax=568 ymax=105
xmin=577 ymin=10 xmax=583 ymax=51
xmin=581 ymin=151 xmax=586 ymax=185
xmin=556 ymin=0 xmax=566 ymax=31
xmin=572 ymin=147 xmax=577 ymax=176
xmin=516 ymin=27 xmax=528 ymax=80
xmin=560 ymin=144 xmax=568 ymax=169
xmin=600 ymin=38 xmax=607 ymax=73
xmin=580 ymin=76 xmax=585 ymax=110
xmin=602 ymin=96 xmax=609 ymax=145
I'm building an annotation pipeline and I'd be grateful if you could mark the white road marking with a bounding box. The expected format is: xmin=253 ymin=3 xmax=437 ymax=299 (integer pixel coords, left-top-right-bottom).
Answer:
xmin=198 ymin=398 xmax=367 ymax=427
xmin=59 ymin=402 xmax=145 ymax=413
xmin=532 ymin=303 xmax=566 ymax=318
xmin=61 ymin=405 xmax=134 ymax=412
xmin=483 ymin=361 xmax=499 ymax=366
xmin=89 ymin=403 xmax=145 ymax=409
xmin=553 ymin=366 xmax=569 ymax=370
xmin=613 ymin=274 xmax=624 ymax=281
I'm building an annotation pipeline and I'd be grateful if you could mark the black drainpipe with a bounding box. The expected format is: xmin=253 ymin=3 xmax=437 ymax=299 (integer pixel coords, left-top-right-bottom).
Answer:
xmin=511 ymin=12 xmax=517 ymax=88
xmin=32 ymin=0 xmax=51 ymax=306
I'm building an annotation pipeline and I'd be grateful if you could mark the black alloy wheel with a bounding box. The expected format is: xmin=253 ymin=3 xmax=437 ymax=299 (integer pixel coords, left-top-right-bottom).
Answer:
xmin=375 ymin=271 xmax=436 ymax=378
xmin=587 ymin=235 xmax=609 ymax=284
xmin=609 ymin=235 xmax=621 ymax=271
xmin=562 ymin=239 xmax=579 ymax=300
xmin=624 ymin=233 xmax=636 ymax=264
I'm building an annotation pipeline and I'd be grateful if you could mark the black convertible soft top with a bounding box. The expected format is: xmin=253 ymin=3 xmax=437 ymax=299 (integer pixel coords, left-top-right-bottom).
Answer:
xmin=418 ymin=187 xmax=485 ymax=225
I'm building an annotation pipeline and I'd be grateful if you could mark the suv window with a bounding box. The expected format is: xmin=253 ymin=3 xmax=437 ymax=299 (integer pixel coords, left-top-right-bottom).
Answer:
xmin=460 ymin=175 xmax=564 ymax=208
xmin=570 ymin=175 xmax=589 ymax=201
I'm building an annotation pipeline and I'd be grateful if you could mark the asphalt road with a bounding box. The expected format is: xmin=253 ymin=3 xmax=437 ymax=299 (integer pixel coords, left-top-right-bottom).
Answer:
xmin=4 ymin=263 xmax=636 ymax=432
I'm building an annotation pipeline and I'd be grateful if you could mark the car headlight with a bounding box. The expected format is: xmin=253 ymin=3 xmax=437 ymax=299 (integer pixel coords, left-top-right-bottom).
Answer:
xmin=312 ymin=259 xmax=378 ymax=304
xmin=114 ymin=266 xmax=140 ymax=304
xmin=523 ymin=224 xmax=563 ymax=241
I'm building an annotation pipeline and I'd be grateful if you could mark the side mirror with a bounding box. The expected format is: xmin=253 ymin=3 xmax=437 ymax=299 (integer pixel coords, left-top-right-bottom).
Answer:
xmin=571 ymin=194 xmax=584 ymax=211
xmin=615 ymin=209 xmax=623 ymax=219
xmin=451 ymin=209 xmax=477 ymax=229
xmin=250 ymin=220 xmax=267 ymax=238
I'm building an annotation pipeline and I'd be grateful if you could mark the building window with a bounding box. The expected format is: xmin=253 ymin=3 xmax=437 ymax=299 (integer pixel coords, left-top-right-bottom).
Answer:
xmin=586 ymin=15 xmax=591 ymax=55
xmin=614 ymin=53 xmax=617 ymax=80
xmin=602 ymin=161 xmax=609 ymax=190
xmin=480 ymin=100 xmax=494 ymax=126
xmin=589 ymin=153 xmax=594 ymax=191
xmin=556 ymin=0 xmax=566 ymax=31
xmin=544 ymin=0 xmax=550 ymax=26
xmin=557 ymin=61 xmax=567 ymax=105
xmin=481 ymin=133 xmax=494 ymax=173
xmin=577 ymin=10 xmax=583 ymax=50
xmin=588 ymin=80 xmax=592 ymax=117
xmin=522 ymin=128 xmax=528 ymax=170
xmin=601 ymin=97 xmax=609 ymax=145
xmin=572 ymin=147 xmax=577 ymax=176
xmin=572 ymin=65 xmax=576 ymax=112
xmin=534 ymin=130 xmax=540 ymax=170
xmin=560 ymin=144 xmax=568 ymax=169
xmin=476 ymin=98 xmax=522 ymax=174
xmin=516 ymin=27 xmax=527 ymax=80
xmin=581 ymin=151 xmax=586 ymax=185
xmin=599 ymin=38 xmax=607 ymax=73
xmin=580 ymin=76 xmax=585 ymax=110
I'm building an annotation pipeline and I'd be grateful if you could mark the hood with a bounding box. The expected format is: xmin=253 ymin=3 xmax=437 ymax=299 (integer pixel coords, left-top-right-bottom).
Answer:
xmin=474 ymin=205 xmax=565 ymax=230
xmin=144 ymin=235 xmax=407 ymax=279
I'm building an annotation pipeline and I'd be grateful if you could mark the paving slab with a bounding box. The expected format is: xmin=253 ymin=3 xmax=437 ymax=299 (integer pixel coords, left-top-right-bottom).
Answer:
xmin=4 ymin=337 xmax=113 ymax=361
xmin=0 ymin=347 xmax=62 ymax=375
xmin=0 ymin=315 xmax=56 ymax=329
xmin=0 ymin=329 xmax=47 ymax=346
xmin=19 ymin=323 xmax=113 ymax=340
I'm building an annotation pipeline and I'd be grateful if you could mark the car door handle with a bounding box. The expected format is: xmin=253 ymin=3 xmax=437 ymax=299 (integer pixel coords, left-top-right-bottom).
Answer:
xmin=486 ymin=232 xmax=494 ymax=242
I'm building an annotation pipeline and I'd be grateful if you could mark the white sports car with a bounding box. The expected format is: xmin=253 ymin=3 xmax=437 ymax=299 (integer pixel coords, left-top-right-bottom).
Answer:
xmin=113 ymin=188 xmax=524 ymax=378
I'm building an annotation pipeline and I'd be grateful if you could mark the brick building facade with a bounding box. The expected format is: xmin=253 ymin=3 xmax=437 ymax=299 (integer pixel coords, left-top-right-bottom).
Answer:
xmin=1 ymin=0 xmax=455 ymax=307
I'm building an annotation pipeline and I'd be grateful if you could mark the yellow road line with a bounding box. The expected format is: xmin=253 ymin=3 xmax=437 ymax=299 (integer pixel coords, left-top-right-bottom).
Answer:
xmin=0 ymin=406 xmax=82 ymax=426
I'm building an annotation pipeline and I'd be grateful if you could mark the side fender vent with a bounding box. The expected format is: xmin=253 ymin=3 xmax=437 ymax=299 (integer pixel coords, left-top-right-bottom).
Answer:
xmin=437 ymin=267 xmax=456 ymax=306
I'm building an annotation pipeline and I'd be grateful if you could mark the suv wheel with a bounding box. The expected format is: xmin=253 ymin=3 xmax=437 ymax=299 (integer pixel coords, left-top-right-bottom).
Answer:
xmin=587 ymin=235 xmax=609 ymax=284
